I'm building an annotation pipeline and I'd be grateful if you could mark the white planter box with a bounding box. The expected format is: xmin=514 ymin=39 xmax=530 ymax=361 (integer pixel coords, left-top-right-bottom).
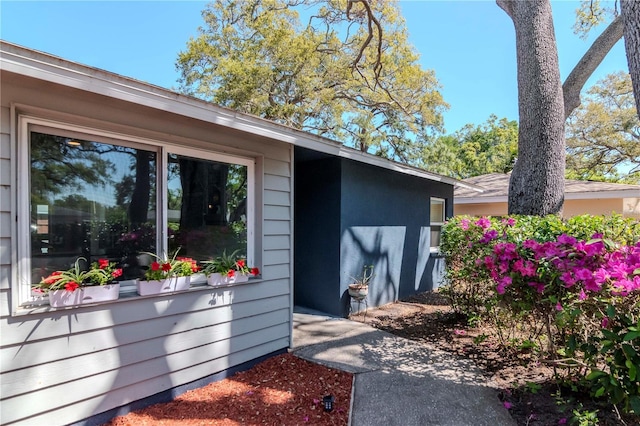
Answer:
xmin=136 ymin=276 xmax=191 ymax=296
xmin=207 ymin=273 xmax=223 ymax=286
xmin=48 ymin=283 xmax=121 ymax=307
xmin=207 ymin=273 xmax=250 ymax=286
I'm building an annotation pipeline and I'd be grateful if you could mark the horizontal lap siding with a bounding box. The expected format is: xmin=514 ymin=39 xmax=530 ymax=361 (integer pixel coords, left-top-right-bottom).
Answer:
xmin=0 ymin=76 xmax=294 ymax=425
xmin=0 ymin=105 xmax=10 ymax=314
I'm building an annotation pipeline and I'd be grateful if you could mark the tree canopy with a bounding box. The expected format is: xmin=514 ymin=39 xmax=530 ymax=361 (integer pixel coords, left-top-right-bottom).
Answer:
xmin=566 ymin=71 xmax=640 ymax=183
xmin=177 ymin=0 xmax=447 ymax=164
xmin=420 ymin=115 xmax=518 ymax=180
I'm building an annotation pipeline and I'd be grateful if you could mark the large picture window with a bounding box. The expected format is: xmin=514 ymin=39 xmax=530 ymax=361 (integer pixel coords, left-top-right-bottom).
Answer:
xmin=19 ymin=118 xmax=255 ymax=304
xmin=30 ymin=131 xmax=157 ymax=282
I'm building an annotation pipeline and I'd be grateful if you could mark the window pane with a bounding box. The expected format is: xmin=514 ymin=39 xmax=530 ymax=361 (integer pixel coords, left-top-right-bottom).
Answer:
xmin=430 ymin=198 xmax=445 ymax=223
xmin=430 ymin=226 xmax=442 ymax=248
xmin=30 ymin=132 xmax=156 ymax=282
xmin=167 ymin=153 xmax=247 ymax=261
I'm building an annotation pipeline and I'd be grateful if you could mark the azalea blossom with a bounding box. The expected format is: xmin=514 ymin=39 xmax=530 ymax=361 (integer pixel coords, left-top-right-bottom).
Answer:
xmin=475 ymin=217 xmax=491 ymax=230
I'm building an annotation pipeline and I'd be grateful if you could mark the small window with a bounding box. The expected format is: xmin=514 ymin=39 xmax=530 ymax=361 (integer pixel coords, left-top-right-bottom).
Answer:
xmin=167 ymin=153 xmax=248 ymax=261
xmin=430 ymin=198 xmax=445 ymax=249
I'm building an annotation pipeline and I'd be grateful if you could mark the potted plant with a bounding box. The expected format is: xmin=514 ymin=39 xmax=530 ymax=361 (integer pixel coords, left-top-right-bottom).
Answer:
xmin=33 ymin=257 xmax=123 ymax=307
xmin=136 ymin=250 xmax=197 ymax=296
xmin=201 ymin=250 xmax=260 ymax=286
xmin=348 ymin=265 xmax=374 ymax=300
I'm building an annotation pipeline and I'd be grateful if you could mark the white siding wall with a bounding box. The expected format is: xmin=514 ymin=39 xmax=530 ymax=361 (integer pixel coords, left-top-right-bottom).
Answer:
xmin=0 ymin=72 xmax=293 ymax=425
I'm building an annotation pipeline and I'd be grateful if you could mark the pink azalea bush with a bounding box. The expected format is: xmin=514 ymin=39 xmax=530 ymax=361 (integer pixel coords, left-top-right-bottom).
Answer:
xmin=440 ymin=214 xmax=640 ymax=414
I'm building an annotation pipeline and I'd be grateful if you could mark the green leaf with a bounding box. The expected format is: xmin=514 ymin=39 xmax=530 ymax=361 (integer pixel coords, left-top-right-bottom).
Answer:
xmin=622 ymin=344 xmax=637 ymax=359
xmin=623 ymin=331 xmax=640 ymax=341
xmin=630 ymin=395 xmax=640 ymax=415
xmin=606 ymin=304 xmax=616 ymax=318
xmin=586 ymin=370 xmax=607 ymax=380
xmin=625 ymin=360 xmax=637 ymax=381
xmin=594 ymin=386 xmax=606 ymax=397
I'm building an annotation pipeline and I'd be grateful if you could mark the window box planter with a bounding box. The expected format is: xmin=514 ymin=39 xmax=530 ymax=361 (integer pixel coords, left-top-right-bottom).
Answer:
xmin=207 ymin=273 xmax=250 ymax=287
xmin=137 ymin=276 xmax=191 ymax=296
xmin=48 ymin=283 xmax=121 ymax=307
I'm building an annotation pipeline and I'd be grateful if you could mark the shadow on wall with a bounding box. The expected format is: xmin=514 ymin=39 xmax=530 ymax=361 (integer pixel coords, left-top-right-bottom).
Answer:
xmin=340 ymin=226 xmax=446 ymax=315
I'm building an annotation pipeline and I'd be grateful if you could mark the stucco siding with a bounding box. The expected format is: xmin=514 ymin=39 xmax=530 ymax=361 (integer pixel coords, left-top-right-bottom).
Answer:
xmin=0 ymin=69 xmax=293 ymax=425
xmin=455 ymin=199 xmax=639 ymax=219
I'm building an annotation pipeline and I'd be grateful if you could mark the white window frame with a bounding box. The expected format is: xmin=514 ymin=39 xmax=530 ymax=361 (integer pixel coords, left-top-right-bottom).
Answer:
xmin=429 ymin=197 xmax=446 ymax=252
xmin=14 ymin=115 xmax=256 ymax=310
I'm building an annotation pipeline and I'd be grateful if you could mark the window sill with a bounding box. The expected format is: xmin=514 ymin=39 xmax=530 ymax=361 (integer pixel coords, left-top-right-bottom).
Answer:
xmin=14 ymin=278 xmax=263 ymax=317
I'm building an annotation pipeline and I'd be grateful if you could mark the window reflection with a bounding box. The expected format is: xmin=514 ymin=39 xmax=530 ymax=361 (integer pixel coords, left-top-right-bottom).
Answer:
xmin=30 ymin=132 xmax=157 ymax=281
xmin=167 ymin=154 xmax=248 ymax=260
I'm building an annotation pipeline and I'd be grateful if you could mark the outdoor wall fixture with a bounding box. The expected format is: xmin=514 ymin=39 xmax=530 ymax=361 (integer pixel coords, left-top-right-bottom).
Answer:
xmin=323 ymin=394 xmax=334 ymax=412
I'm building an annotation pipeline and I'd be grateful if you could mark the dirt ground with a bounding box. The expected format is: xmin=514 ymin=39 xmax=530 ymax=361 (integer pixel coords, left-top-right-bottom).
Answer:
xmin=349 ymin=291 xmax=639 ymax=426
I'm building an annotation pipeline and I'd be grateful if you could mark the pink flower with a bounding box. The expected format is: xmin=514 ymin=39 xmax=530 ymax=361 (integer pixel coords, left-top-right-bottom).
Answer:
xmin=480 ymin=230 xmax=499 ymax=244
xmin=601 ymin=317 xmax=609 ymax=328
xmin=454 ymin=329 xmax=466 ymax=335
xmin=503 ymin=401 xmax=512 ymax=409
xmin=557 ymin=234 xmax=577 ymax=246
xmin=555 ymin=302 xmax=563 ymax=311
xmin=460 ymin=219 xmax=470 ymax=230
xmin=579 ymin=289 xmax=587 ymax=301
xmin=475 ymin=217 xmax=491 ymax=229
xmin=501 ymin=217 xmax=516 ymax=226
xmin=560 ymin=272 xmax=575 ymax=287
xmin=303 ymin=415 xmax=309 ymax=422
xmin=558 ymin=418 xmax=567 ymax=425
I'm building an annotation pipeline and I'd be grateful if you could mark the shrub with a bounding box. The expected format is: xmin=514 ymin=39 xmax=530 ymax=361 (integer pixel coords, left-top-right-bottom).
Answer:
xmin=440 ymin=214 xmax=640 ymax=413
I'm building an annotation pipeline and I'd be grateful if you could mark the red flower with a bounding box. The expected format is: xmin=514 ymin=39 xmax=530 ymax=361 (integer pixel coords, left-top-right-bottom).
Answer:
xmin=236 ymin=259 xmax=246 ymax=268
xmin=227 ymin=270 xmax=235 ymax=278
xmin=98 ymin=258 xmax=109 ymax=269
xmin=161 ymin=262 xmax=172 ymax=272
xmin=64 ymin=282 xmax=79 ymax=292
xmin=112 ymin=268 xmax=123 ymax=278
xmin=251 ymin=267 xmax=260 ymax=276
xmin=43 ymin=271 xmax=62 ymax=285
xmin=151 ymin=261 xmax=160 ymax=271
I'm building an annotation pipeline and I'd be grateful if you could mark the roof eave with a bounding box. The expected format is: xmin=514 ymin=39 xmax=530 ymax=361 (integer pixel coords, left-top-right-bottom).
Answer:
xmin=0 ymin=40 xmax=467 ymax=188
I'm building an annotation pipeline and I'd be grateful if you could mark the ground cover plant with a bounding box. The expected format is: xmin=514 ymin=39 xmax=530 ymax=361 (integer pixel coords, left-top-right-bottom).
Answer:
xmin=440 ymin=214 xmax=640 ymax=423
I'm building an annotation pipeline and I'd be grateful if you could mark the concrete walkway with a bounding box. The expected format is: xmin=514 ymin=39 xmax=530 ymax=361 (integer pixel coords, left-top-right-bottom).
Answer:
xmin=291 ymin=308 xmax=516 ymax=426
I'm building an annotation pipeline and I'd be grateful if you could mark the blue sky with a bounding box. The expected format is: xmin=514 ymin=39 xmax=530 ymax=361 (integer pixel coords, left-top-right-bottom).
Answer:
xmin=0 ymin=1 xmax=629 ymax=133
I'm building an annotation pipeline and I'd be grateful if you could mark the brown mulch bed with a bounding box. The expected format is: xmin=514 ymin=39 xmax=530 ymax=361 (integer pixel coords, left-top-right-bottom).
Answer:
xmin=106 ymin=353 xmax=352 ymax=426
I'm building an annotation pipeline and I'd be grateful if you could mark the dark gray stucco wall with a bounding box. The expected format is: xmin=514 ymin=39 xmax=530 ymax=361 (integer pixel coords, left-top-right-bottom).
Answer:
xmin=339 ymin=160 xmax=453 ymax=314
xmin=293 ymin=146 xmax=454 ymax=317
xmin=293 ymin=154 xmax=343 ymax=315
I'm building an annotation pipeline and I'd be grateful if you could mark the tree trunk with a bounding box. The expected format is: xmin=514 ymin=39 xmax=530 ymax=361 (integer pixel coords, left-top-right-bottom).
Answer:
xmin=129 ymin=151 xmax=151 ymax=227
xmin=498 ymin=0 xmax=565 ymax=215
xmin=621 ymin=0 xmax=640 ymax=120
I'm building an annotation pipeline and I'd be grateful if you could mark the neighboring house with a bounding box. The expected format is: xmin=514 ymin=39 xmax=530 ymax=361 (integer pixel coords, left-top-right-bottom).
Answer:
xmin=0 ymin=42 xmax=471 ymax=425
xmin=455 ymin=173 xmax=640 ymax=219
